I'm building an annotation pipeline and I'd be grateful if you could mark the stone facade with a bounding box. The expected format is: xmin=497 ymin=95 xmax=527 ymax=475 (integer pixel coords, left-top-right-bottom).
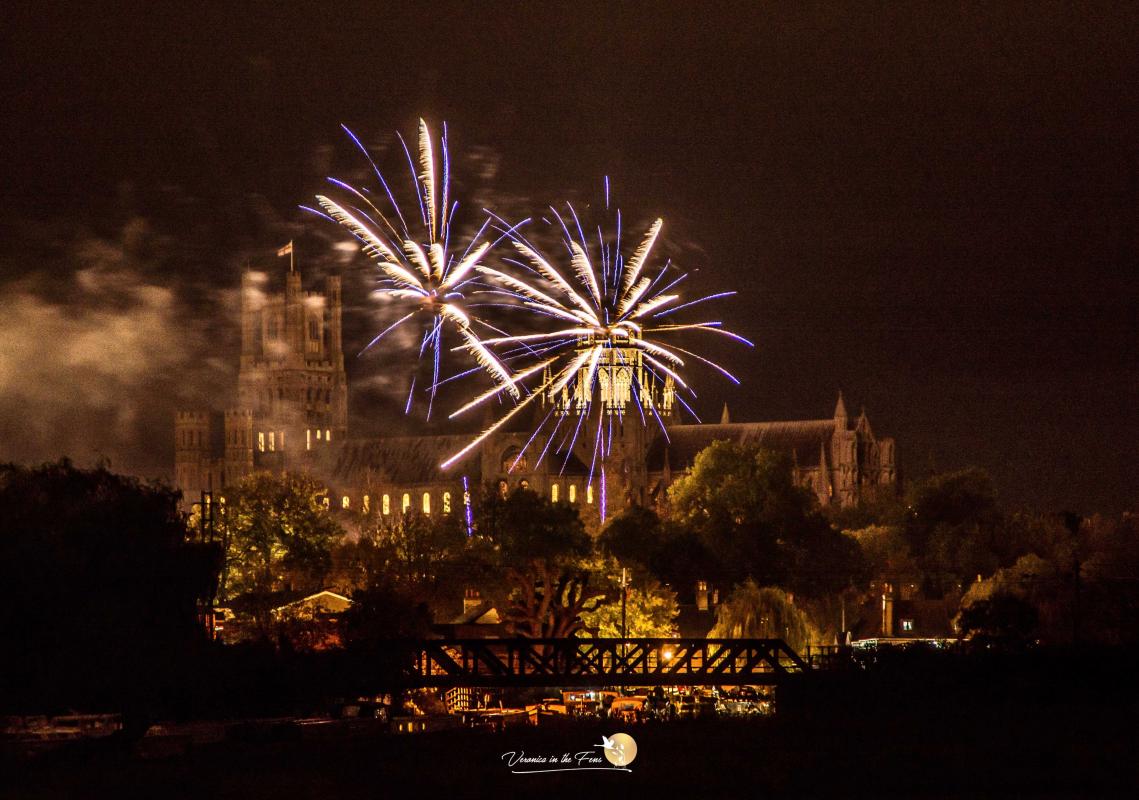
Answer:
xmin=176 ymin=264 xmax=898 ymax=525
xmin=174 ymin=266 xmax=346 ymax=506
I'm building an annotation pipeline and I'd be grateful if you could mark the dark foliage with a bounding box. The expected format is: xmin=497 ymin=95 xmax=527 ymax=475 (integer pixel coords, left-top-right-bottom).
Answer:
xmin=957 ymin=592 xmax=1040 ymax=648
xmin=0 ymin=460 xmax=220 ymax=716
xmin=473 ymin=487 xmax=603 ymax=637
xmin=666 ymin=442 xmax=866 ymax=597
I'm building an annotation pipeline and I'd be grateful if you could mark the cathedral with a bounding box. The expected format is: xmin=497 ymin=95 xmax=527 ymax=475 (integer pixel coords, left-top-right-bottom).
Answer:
xmin=175 ymin=264 xmax=898 ymax=528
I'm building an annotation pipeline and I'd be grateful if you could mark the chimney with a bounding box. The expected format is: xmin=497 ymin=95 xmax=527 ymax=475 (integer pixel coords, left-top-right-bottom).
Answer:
xmin=463 ymin=588 xmax=483 ymax=616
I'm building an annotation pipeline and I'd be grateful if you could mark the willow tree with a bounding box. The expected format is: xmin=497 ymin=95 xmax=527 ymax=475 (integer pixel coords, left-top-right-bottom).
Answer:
xmin=710 ymin=580 xmax=819 ymax=653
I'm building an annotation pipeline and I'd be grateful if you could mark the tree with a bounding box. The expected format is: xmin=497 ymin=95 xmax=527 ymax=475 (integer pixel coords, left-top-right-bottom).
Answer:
xmin=904 ymin=468 xmax=1003 ymax=592
xmin=0 ymin=460 xmax=220 ymax=715
xmin=668 ymin=441 xmax=864 ymax=597
xmin=710 ymin=580 xmax=820 ymax=653
xmin=353 ymin=510 xmax=467 ymax=600
xmin=957 ymin=592 xmax=1039 ymax=648
xmin=847 ymin=524 xmax=918 ymax=581
xmin=221 ymin=472 xmax=344 ymax=632
xmin=329 ymin=509 xmax=472 ymax=639
xmin=956 ymin=553 xmax=1063 ymax=642
xmin=341 ymin=579 xmax=433 ymax=641
xmin=599 ymin=506 xmax=666 ymax=568
xmin=1080 ymin=513 xmax=1139 ymax=645
xmin=600 ymin=506 xmax=719 ymax=604
xmin=579 ymin=558 xmax=679 ymax=637
xmin=474 ymin=487 xmax=605 ymax=638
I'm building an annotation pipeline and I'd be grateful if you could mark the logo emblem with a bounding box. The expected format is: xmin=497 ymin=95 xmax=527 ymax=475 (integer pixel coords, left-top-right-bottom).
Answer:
xmin=600 ymin=732 xmax=637 ymax=767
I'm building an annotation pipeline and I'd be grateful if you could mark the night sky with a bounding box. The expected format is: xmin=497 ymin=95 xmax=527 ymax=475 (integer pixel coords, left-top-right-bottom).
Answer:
xmin=1 ymin=3 xmax=1135 ymax=513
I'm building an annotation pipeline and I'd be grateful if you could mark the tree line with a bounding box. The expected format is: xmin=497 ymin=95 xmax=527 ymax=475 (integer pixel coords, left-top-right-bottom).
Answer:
xmin=5 ymin=446 xmax=1138 ymax=715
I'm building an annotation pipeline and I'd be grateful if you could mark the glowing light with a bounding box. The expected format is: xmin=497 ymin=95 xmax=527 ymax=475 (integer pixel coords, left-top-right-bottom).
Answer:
xmin=441 ymin=184 xmax=749 ymax=474
xmin=311 ymin=119 xmax=515 ymax=419
xmin=601 ymin=467 xmax=610 ymax=523
xmin=461 ymin=475 xmax=473 ymax=536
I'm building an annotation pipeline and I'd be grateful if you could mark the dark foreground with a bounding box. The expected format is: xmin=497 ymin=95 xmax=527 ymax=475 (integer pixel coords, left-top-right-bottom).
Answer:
xmin=6 ymin=708 xmax=1137 ymax=799
xmin=7 ymin=648 xmax=1139 ymax=797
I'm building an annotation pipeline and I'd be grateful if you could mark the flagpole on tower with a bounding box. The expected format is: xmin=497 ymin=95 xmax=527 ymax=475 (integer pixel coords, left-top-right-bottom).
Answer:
xmin=277 ymin=240 xmax=295 ymax=272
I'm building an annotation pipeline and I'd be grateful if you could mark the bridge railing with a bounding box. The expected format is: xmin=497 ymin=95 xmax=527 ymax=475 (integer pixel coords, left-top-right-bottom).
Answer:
xmin=401 ymin=638 xmax=809 ymax=688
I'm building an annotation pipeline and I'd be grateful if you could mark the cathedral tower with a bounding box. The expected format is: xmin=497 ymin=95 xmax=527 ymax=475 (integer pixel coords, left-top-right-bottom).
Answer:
xmin=235 ymin=264 xmax=347 ymax=471
xmin=175 ymin=261 xmax=346 ymax=507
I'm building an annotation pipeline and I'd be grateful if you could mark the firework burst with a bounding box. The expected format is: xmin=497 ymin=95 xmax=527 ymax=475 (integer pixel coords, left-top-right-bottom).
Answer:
xmin=304 ymin=119 xmax=517 ymax=418
xmin=441 ymin=186 xmax=751 ymax=477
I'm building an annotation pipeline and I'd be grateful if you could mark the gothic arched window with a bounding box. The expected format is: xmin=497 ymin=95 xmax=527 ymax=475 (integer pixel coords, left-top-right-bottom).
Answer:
xmin=501 ymin=447 xmax=526 ymax=473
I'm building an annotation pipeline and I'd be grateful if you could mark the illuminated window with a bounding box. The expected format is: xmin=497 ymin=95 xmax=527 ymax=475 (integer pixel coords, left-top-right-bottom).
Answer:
xmin=341 ymin=495 xmax=350 ymax=509
xmin=258 ymin=432 xmax=265 ymax=452
xmin=586 ymin=485 xmax=594 ymax=504
xmin=363 ymin=495 xmax=370 ymax=513
xmin=316 ymin=429 xmax=322 ymax=440
xmin=322 ymin=496 xmax=330 ymax=509
xmin=402 ymin=493 xmax=411 ymax=513
xmin=325 ymin=428 xmax=331 ymax=442
xmin=422 ymin=492 xmax=431 ymax=514
xmin=278 ymin=431 xmax=284 ymax=449
xmin=268 ymin=432 xmax=275 ymax=451
xmin=442 ymin=492 xmax=451 ymax=513
xmin=551 ymin=484 xmax=559 ymax=502
xmin=901 ymin=619 xmax=914 ymax=632
xmin=306 ymin=429 xmax=312 ymax=450
xmin=569 ymin=484 xmax=577 ymax=503
xmin=382 ymin=494 xmax=390 ymax=515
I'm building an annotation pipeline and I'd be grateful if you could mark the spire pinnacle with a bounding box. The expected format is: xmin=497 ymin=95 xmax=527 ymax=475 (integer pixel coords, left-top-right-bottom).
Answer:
xmin=720 ymin=402 xmax=731 ymax=425
xmin=834 ymin=391 xmax=848 ymax=425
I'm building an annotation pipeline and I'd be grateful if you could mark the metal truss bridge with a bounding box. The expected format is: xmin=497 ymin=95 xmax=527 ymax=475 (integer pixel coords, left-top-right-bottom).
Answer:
xmin=399 ymin=638 xmax=810 ymax=688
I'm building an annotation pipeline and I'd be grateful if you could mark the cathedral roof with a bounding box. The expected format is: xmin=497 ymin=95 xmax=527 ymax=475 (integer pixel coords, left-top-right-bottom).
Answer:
xmin=646 ymin=420 xmax=836 ymax=472
xmin=331 ymin=435 xmax=479 ymax=486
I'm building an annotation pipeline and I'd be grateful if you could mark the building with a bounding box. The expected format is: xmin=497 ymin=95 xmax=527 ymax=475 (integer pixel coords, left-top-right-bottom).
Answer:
xmin=174 ymin=266 xmax=346 ymax=503
xmin=175 ymin=263 xmax=898 ymax=526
